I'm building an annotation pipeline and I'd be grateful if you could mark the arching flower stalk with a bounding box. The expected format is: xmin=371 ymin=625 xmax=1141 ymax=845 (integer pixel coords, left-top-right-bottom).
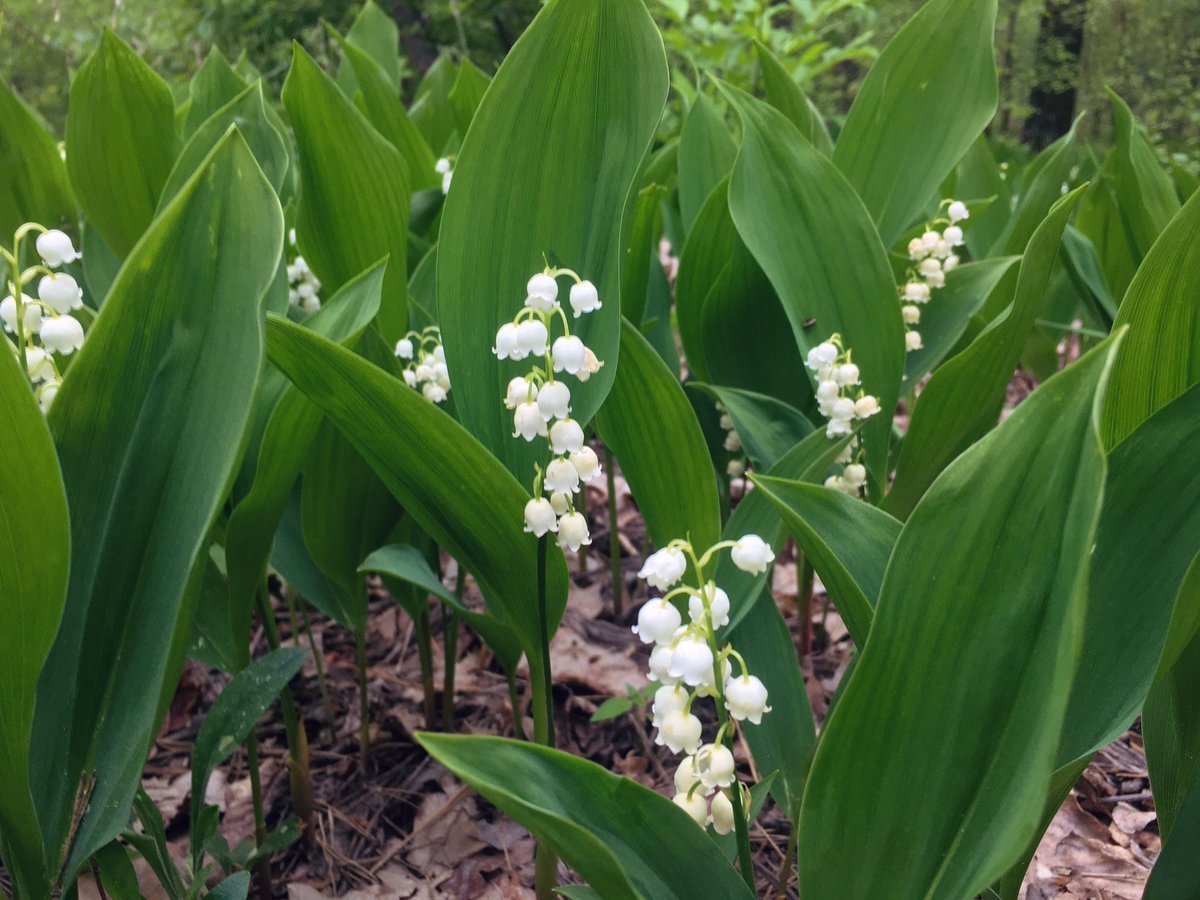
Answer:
xmin=901 ymin=199 xmax=971 ymax=352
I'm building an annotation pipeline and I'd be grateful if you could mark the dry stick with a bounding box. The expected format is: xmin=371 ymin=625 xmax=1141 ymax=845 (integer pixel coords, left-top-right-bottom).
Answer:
xmin=605 ymin=446 xmax=623 ymax=618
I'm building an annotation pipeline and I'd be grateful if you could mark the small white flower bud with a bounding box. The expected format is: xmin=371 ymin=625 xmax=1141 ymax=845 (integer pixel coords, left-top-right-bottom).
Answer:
xmin=552 ymin=335 xmax=587 ymax=374
xmin=494 ymin=322 xmax=520 ymax=360
xmin=569 ymin=280 xmax=601 ymax=317
xmin=40 ymin=315 xmax=84 ymax=354
xmin=673 ymin=791 xmax=709 ymax=828
xmin=38 ymin=382 xmax=59 ymax=413
xmin=668 ymin=636 xmax=715 ymax=686
xmin=710 ymin=790 xmax=735 ymax=835
xmin=536 ymin=380 xmax=571 ymax=421
xmin=38 ymin=273 xmax=83 ymax=313
xmin=549 ymin=418 xmax=585 ymax=454
xmin=722 ymin=430 xmax=741 ymax=452
xmin=854 ymin=395 xmax=881 ymax=418
xmin=523 ymin=498 xmax=558 ymax=536
xmin=544 ymin=457 xmax=581 ymax=494
xmin=905 ymin=330 xmax=923 ymax=352
xmin=726 ymin=459 xmax=745 ymax=478
xmin=947 ymin=200 xmax=969 ymax=223
xmin=731 ymin=535 xmax=774 ymax=575
xmin=632 ymin=598 xmax=682 ymax=645
xmin=513 ymin=402 xmax=548 ymax=440
xmin=441 ymin=170 xmax=453 ymax=194
xmin=395 ymin=338 xmax=415 ymax=359
xmin=556 ymin=511 xmax=591 ymax=552
xmin=825 ymin=474 xmax=845 ymax=491
xmin=657 ymin=709 xmax=703 ymax=754
xmin=695 ymin=743 xmax=736 ymax=789
xmin=724 ymin=674 xmax=771 ymax=724
xmin=525 ymin=273 xmax=559 ymax=312
xmin=549 ymin=491 xmax=570 ymax=515
xmin=570 ymin=446 xmax=602 ymax=482
xmin=943 ymin=254 xmax=960 ymax=272
xmin=1 ymin=295 xmax=42 ymax=334
xmin=902 ymin=304 xmax=921 ymax=325
xmin=843 ymin=463 xmax=867 ymax=489
xmin=831 ymin=397 xmax=856 ymax=421
xmin=638 ymin=547 xmax=688 ymax=591
xmin=719 ymin=413 xmax=734 ymax=430
xmin=36 ymin=229 xmax=78 ymax=267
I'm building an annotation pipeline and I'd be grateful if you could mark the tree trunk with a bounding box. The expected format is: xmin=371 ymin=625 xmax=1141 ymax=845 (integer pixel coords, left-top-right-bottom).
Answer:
xmin=1023 ymin=0 xmax=1089 ymax=149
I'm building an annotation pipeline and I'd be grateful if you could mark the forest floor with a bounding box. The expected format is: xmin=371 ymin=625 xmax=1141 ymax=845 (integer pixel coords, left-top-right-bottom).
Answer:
xmin=59 ymin=459 xmax=1160 ymax=900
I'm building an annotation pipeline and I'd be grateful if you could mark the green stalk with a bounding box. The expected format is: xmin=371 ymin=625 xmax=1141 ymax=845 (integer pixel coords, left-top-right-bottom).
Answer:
xmin=297 ymin=595 xmax=336 ymax=736
xmin=354 ymin=625 xmax=371 ymax=767
xmin=415 ymin=599 xmax=437 ymax=730
xmin=605 ymin=446 xmax=623 ymax=618
xmin=776 ymin=818 xmax=798 ymax=899
xmin=245 ymin=731 xmax=272 ymax=900
xmin=532 ymin=534 xmax=558 ymax=898
xmin=507 ymin=673 xmax=527 ymax=742
xmin=441 ymin=603 xmax=460 ymax=730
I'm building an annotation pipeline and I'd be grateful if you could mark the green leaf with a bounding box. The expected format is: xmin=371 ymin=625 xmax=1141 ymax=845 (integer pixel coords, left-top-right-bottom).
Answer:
xmin=596 ymin=319 xmax=720 ymax=551
xmin=1057 ymin=384 xmax=1200 ymax=764
xmin=0 ymin=80 xmax=74 ymax=238
xmin=687 ymin=383 xmax=812 ymax=471
xmin=282 ymin=44 xmax=411 ymax=343
xmin=335 ymin=0 xmax=403 ymax=95
xmin=677 ymin=94 xmax=736 ymax=234
xmin=190 ymin=552 xmax=242 ymax=674
xmin=954 ymin=138 xmax=1011 ymax=260
xmin=92 ymin=841 xmax=141 ymax=900
xmin=359 ymin=544 xmax=523 ymax=673
xmin=264 ymin=316 xmax=569 ymax=675
xmin=208 ymin=872 xmax=252 ymax=900
xmin=1108 ymin=88 xmax=1180 ymax=263
xmin=752 ymin=476 xmax=901 ymax=647
xmin=903 ymin=256 xmax=1020 ymax=382
xmin=417 ymin=734 xmax=754 ymax=899
xmin=182 ymin=48 xmax=248 ymax=138
xmin=1145 ymin=759 xmax=1200 ymax=900
xmin=225 ymin=264 xmax=385 ymax=658
xmin=436 ymin=0 xmax=668 ymax=480
xmin=724 ymin=86 xmax=905 ymax=489
xmin=160 ymin=83 xmax=289 ymax=207
xmin=31 ymin=130 xmax=283 ymax=879
xmin=754 ymin=40 xmax=832 ymax=156
xmin=832 ymin=0 xmax=998 ymax=247
xmin=589 ymin=696 xmax=634 ymax=723
xmin=674 ymin=179 xmax=732 ymax=382
xmin=990 ymin=121 xmax=1080 ymax=257
xmin=620 ymin=184 xmax=666 ymax=325
xmin=409 ymin=54 xmax=458 ymax=155
xmin=800 ymin=335 xmax=1120 ymax=899
xmin=449 ymin=60 xmax=491 ymax=137
xmin=0 ymin=335 xmax=68 ymax=898
xmin=190 ymin=647 xmax=308 ymax=836
xmin=884 ymin=188 xmax=1084 ymax=518
xmin=1101 ymin=188 xmax=1200 ymax=450
xmin=66 ymin=29 xmax=178 ymax=258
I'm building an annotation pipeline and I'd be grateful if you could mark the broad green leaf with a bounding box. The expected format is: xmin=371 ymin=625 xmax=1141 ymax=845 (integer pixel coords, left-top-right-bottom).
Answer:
xmin=1058 ymin=384 xmax=1200 ymax=764
xmin=752 ymin=476 xmax=901 ymax=647
xmin=449 ymin=60 xmax=491 ymax=137
xmin=31 ymin=131 xmax=282 ymax=879
xmin=754 ymin=40 xmax=832 ymax=156
xmin=335 ymin=0 xmax=403 ymax=95
xmin=800 ymin=336 xmax=1119 ymax=899
xmin=331 ymin=28 xmax=439 ymax=191
xmin=417 ymin=734 xmax=755 ymax=899
xmin=675 ymin=180 xmax=732 ymax=382
xmin=903 ymin=256 xmax=1020 ymax=382
xmin=687 ymin=383 xmax=812 ymax=471
xmin=437 ymin=0 xmax=668 ymax=480
xmin=990 ymin=121 xmax=1080 ymax=257
xmin=1109 ymin=89 xmax=1180 ymax=262
xmin=409 ymin=54 xmax=458 ymax=155
xmin=596 ymin=319 xmax=720 ymax=551
xmin=159 ymin=83 xmax=289 ymax=207
xmin=282 ymin=44 xmax=411 ymax=342
xmin=620 ymin=184 xmax=666 ymax=325
xmin=954 ymin=138 xmax=1010 ymax=260
xmin=189 ymin=552 xmax=241 ymax=674
xmin=1076 ymin=151 xmax=1140 ymax=304
xmin=271 ymin=489 xmax=344 ymax=623
xmin=264 ymin=317 xmax=569 ymax=675
xmin=360 ymin=545 xmax=523 ymax=673
xmin=0 ymin=80 xmax=74 ymax=238
xmin=724 ymin=87 xmax=905 ymax=489
xmin=1101 ymin=188 xmax=1200 ymax=449
xmin=190 ymin=647 xmax=308 ymax=834
xmin=182 ymin=48 xmax=247 ymax=138
xmin=1061 ymin=225 xmax=1117 ymax=326
xmin=1145 ymin=760 xmax=1200 ymax=900
xmin=208 ymin=873 xmax=252 ymax=900
xmin=677 ymin=94 xmax=736 ymax=233
xmin=225 ymin=265 xmax=385 ymax=660
xmin=0 ymin=340 xmax=68 ymax=898
xmin=81 ymin=224 xmax=121 ymax=305
xmin=832 ymin=0 xmax=998 ymax=247
xmin=66 ymin=29 xmax=178 ymax=258
xmin=885 ymin=188 xmax=1084 ymax=518
xmin=92 ymin=841 xmax=141 ymax=900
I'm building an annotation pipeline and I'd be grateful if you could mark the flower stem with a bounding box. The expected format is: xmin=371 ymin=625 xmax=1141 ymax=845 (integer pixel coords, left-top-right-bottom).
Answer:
xmin=605 ymin=446 xmax=622 ymax=618
xmin=442 ymin=601 xmax=460 ymax=730
xmin=297 ymin=593 xmax=337 ymax=737
xmin=245 ymin=729 xmax=272 ymax=900
xmin=415 ymin=598 xmax=436 ymax=730
xmin=354 ymin=624 xmax=371 ymax=768
xmin=532 ymin=534 xmax=559 ymax=898
xmin=707 ymin=634 xmax=754 ymax=888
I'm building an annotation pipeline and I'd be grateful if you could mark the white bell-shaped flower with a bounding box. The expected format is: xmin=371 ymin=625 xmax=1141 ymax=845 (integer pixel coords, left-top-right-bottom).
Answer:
xmin=395 ymin=338 xmax=415 ymax=359
xmin=516 ymin=319 xmax=549 ymax=357
xmin=549 ymin=491 xmax=570 ymax=516
xmin=40 ymin=315 xmax=84 ymax=354
xmin=494 ymin=322 xmax=521 ymax=360
xmin=816 ymin=379 xmax=840 ymax=407
xmin=36 ymin=229 xmax=78 ymax=267
xmin=537 ymin=380 xmax=571 ymax=421
xmin=526 ymin=273 xmax=559 ymax=312
xmin=933 ymin=239 xmax=953 ymax=259
xmin=918 ymin=258 xmax=942 ymax=279
xmin=549 ymin=418 xmax=585 ymax=454
xmin=632 ymin=598 xmax=682 ymax=645
xmin=835 ymin=363 xmax=860 ymax=387
xmin=718 ymin=413 xmax=734 ymax=430
xmin=919 ymin=229 xmax=940 ymax=253
xmin=647 ymin=644 xmax=679 ymax=684
xmin=724 ymin=674 xmax=771 ymax=724
xmin=943 ymin=224 xmax=964 ymax=246
xmin=826 ymin=417 xmax=853 ymax=438
xmin=854 ymin=395 xmax=881 ymax=419
xmin=843 ymin=463 xmax=867 ymax=491
xmin=905 ymin=330 xmax=923 ymax=352
xmin=943 ymin=254 xmax=960 ymax=272
xmin=576 ymin=348 xmax=603 ymax=382
xmin=710 ymin=790 xmax=736 ymax=835
xmin=38 ymin=273 xmax=83 ymax=313
xmin=831 ymin=397 xmax=855 ymax=422
xmin=570 ymin=446 xmax=602 ymax=482
xmin=435 ymin=157 xmax=452 ymax=175
xmin=513 ymin=401 xmax=548 ymax=440
xmin=25 ymin=347 xmax=56 ymax=382
xmin=523 ymin=498 xmax=558 ymax=536
xmin=569 ymin=280 xmax=601 ymax=317
xmin=657 ymin=709 xmax=703 ymax=754
xmin=441 ymin=170 xmax=453 ymax=194
xmin=505 ymin=376 xmax=536 ymax=410
xmin=903 ymin=281 xmax=931 ymax=303
xmin=668 ymin=635 xmax=715 ymax=687
xmin=688 ymin=582 xmax=731 ymax=630
xmin=403 ymin=369 xmax=418 ymax=388
xmin=638 ymin=546 xmax=688 ymax=591
xmin=907 ymin=237 xmax=928 ymax=260
xmin=556 ymin=511 xmax=591 ymax=552
xmin=731 ymin=535 xmax=774 ymax=575
xmin=902 ymin=304 xmax=921 ymax=325
xmin=673 ymin=791 xmax=709 ymax=828
xmin=551 ymin=335 xmax=586 ymax=374
xmin=926 ymin=269 xmax=945 ymax=289
xmin=422 ymin=383 xmax=447 ymax=404
xmin=655 ymin=684 xmax=690 ymax=729
xmin=726 ymin=459 xmax=745 ymax=478
xmin=1 ymin=295 xmax=42 ymax=334
xmin=673 ymin=754 xmax=711 ymax=796
xmin=38 ymin=382 xmax=59 ymax=413
xmin=805 ymin=342 xmax=838 ymax=372
xmin=695 ymin=743 xmax=735 ymax=789
xmin=722 ymin=430 xmax=741 ymax=453
xmin=947 ymin=200 xmax=969 ymax=223
xmin=544 ymin=457 xmax=580 ymax=494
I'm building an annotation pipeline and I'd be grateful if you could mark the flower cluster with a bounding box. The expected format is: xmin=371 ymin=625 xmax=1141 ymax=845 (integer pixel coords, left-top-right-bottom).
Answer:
xmin=435 ymin=157 xmax=454 ymax=195
xmin=286 ymin=229 xmax=321 ymax=313
xmin=901 ymin=199 xmax=970 ymax=352
xmin=632 ymin=536 xmax=774 ymax=834
xmin=2 ymin=225 xmax=85 ymax=412
xmin=806 ymin=335 xmax=881 ymax=439
xmin=716 ymin=401 xmax=747 ymax=480
xmin=395 ymin=327 xmax=451 ymax=404
xmin=497 ymin=267 xmax=604 ymax=553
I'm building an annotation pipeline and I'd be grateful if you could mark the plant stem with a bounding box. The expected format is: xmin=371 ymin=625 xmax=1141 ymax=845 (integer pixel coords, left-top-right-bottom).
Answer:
xmin=354 ymin=625 xmax=371 ymax=768
xmin=442 ymin=602 xmax=459 ymax=730
xmin=298 ymin=595 xmax=336 ymax=736
xmin=532 ymin=534 xmax=558 ymax=898
xmin=507 ymin=673 xmax=527 ymax=741
xmin=245 ymin=730 xmax=272 ymax=900
xmin=605 ymin=446 xmax=623 ymax=618
xmin=798 ymin=552 xmax=815 ymax=659
xmin=415 ymin=599 xmax=437 ymax=730
xmin=706 ymin=630 xmax=755 ymax=888
xmin=776 ymin=819 xmax=798 ymax=899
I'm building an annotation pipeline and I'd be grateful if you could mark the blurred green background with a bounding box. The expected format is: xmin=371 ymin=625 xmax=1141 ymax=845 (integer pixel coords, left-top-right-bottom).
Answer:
xmin=3 ymin=0 xmax=1197 ymax=165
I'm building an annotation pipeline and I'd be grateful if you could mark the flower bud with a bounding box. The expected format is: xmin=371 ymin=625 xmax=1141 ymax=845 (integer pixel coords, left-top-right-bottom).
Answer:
xmin=523 ymin=498 xmax=558 ymax=536
xmin=435 ymin=157 xmax=452 ymax=175
xmin=552 ymin=335 xmax=586 ymax=374
xmin=569 ymin=280 xmax=601 ymax=317
xmin=902 ymin=304 xmax=921 ymax=325
xmin=657 ymin=709 xmax=703 ymax=754
xmin=831 ymin=397 xmax=856 ymax=421
xmin=647 ymin=644 xmax=680 ymax=685
xmin=38 ymin=273 xmax=83 ymax=313
xmin=673 ymin=754 xmax=710 ymax=795
xmin=724 ymin=674 xmax=771 ymax=724
xmin=526 ymin=273 xmax=560 ymax=312
xmin=494 ymin=322 xmax=520 ymax=360
xmin=727 ymin=459 xmax=745 ymax=478
xmin=947 ymin=200 xmax=969 ymax=223
xmin=731 ymin=534 xmax=774 ymax=575
xmin=549 ymin=491 xmax=570 ymax=516
xmin=576 ymin=347 xmax=603 ymax=382
xmin=537 ymin=380 xmax=571 ymax=421
xmin=549 ymin=418 xmax=585 ymax=454
xmin=556 ymin=511 xmax=591 ymax=552
xmin=673 ymin=791 xmax=709 ymax=828
xmin=843 ymin=463 xmax=867 ymax=489
xmin=905 ymin=330 xmax=923 ymax=352
xmin=395 ymin=338 xmax=415 ymax=359
xmin=943 ymin=224 xmax=965 ymax=246
xmin=36 ymin=229 xmax=78 ymax=267
xmin=695 ymin=743 xmax=736 ymax=789
xmin=505 ymin=376 xmax=537 ymax=410
xmin=403 ymin=370 xmax=417 ymax=388
xmin=710 ymin=790 xmax=735 ymax=834
xmin=943 ymin=254 xmax=960 ymax=272
xmin=38 ymin=382 xmax=59 ymax=413
xmin=513 ymin=402 xmax=548 ymax=440
xmin=633 ymin=598 xmax=683 ymax=645
xmin=638 ymin=546 xmax=688 ymax=591
xmin=835 ymin=363 xmax=860 ymax=387
xmin=40 ymin=315 xmax=84 ymax=354
xmin=722 ymin=430 xmax=741 ymax=452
